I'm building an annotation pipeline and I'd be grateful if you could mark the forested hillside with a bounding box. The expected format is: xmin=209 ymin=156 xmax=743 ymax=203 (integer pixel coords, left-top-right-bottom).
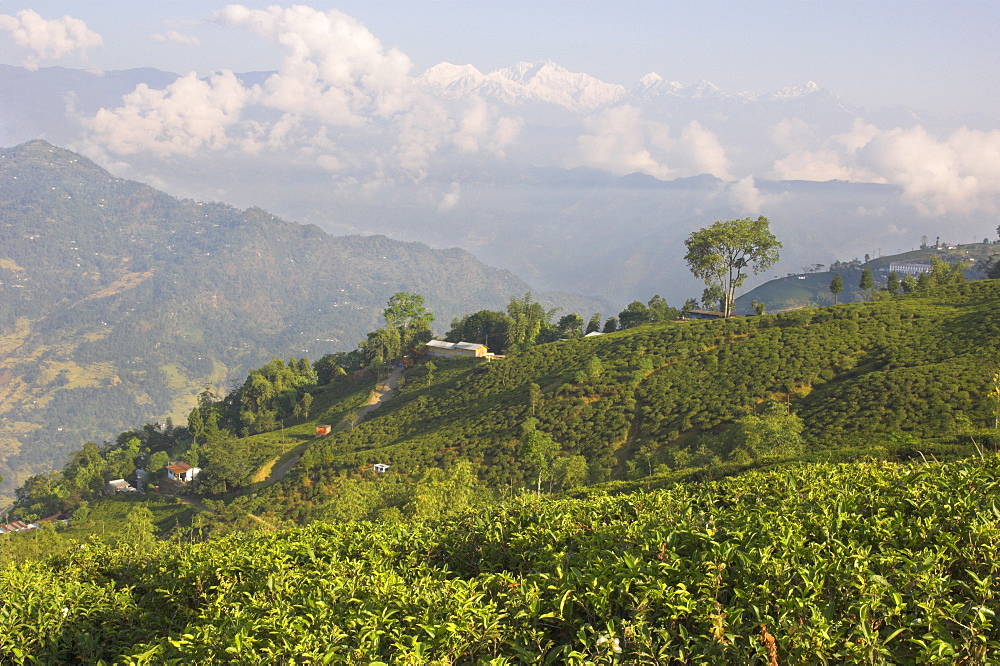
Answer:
xmin=0 ymin=140 xmax=601 ymax=503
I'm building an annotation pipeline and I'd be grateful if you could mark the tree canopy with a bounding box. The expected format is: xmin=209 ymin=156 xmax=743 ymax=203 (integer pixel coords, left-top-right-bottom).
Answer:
xmin=683 ymin=216 xmax=781 ymax=318
xmin=859 ymin=267 xmax=875 ymax=301
xmin=383 ymin=292 xmax=435 ymax=350
xmin=829 ymin=273 xmax=844 ymax=304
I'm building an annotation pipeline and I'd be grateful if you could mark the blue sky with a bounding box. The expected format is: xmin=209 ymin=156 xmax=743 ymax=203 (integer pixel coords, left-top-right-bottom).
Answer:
xmin=0 ymin=1 xmax=997 ymax=119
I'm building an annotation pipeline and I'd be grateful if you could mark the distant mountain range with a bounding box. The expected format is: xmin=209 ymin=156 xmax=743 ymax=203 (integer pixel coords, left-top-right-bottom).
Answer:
xmin=0 ymin=62 xmax=993 ymax=309
xmin=416 ymin=60 xmax=829 ymax=110
xmin=0 ymin=140 xmax=605 ymax=503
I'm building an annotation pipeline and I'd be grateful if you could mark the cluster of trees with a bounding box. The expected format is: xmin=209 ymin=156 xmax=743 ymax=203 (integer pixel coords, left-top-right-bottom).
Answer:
xmin=12 ymin=422 xmax=189 ymax=520
xmin=446 ymin=293 xmax=684 ymax=355
xmin=360 ymin=292 xmax=435 ymax=364
xmin=225 ymin=358 xmax=318 ymax=436
xmin=831 ymin=255 xmax=971 ymax=304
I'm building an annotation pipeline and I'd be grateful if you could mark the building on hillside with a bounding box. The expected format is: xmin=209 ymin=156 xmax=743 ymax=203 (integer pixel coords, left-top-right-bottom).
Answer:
xmin=425 ymin=340 xmax=488 ymax=358
xmin=889 ymin=261 xmax=931 ymax=275
xmin=373 ymin=463 xmax=390 ymax=474
xmin=105 ymin=478 xmax=137 ymax=495
xmin=0 ymin=520 xmax=37 ymax=535
xmin=166 ymin=460 xmax=200 ymax=483
xmin=686 ymin=309 xmax=727 ymax=320
xmin=315 ymin=425 xmax=332 ymax=437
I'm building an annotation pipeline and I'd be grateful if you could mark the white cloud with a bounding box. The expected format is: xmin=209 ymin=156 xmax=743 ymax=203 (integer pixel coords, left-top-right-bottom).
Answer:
xmin=215 ymin=4 xmax=416 ymax=125
xmin=452 ymin=97 xmax=522 ymax=156
xmin=151 ymin=30 xmax=201 ymax=46
xmin=85 ymin=71 xmax=252 ymax=156
xmin=84 ymin=4 xmax=519 ymax=179
xmin=836 ymin=118 xmax=880 ymax=153
xmin=770 ymin=116 xmax=886 ymax=183
xmin=574 ymin=105 xmax=674 ymax=179
xmin=728 ymin=176 xmax=764 ymax=214
xmin=439 ymin=182 xmax=461 ymax=211
xmin=772 ymin=118 xmax=1000 ymax=215
xmin=680 ymin=120 xmax=733 ymax=180
xmin=0 ymin=9 xmax=102 ymax=70
xmin=858 ymin=125 xmax=1000 ymax=215
xmin=573 ymin=108 xmax=735 ymax=180
xmin=772 ymin=148 xmax=884 ymax=183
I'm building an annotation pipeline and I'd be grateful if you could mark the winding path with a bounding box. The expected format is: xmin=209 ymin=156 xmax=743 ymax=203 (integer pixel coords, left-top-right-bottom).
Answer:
xmin=262 ymin=364 xmax=404 ymax=485
xmin=179 ymin=365 xmax=407 ymax=517
xmin=353 ymin=364 xmax=404 ymax=426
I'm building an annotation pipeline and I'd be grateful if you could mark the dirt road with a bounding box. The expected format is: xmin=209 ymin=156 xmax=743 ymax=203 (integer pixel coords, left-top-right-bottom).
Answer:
xmin=257 ymin=364 xmax=405 ymax=488
xmin=353 ymin=364 xmax=404 ymax=426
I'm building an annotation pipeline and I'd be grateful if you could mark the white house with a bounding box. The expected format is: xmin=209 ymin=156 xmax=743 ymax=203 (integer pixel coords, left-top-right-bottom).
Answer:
xmin=373 ymin=463 xmax=390 ymax=474
xmin=888 ymin=262 xmax=931 ymax=275
xmin=166 ymin=460 xmax=200 ymax=483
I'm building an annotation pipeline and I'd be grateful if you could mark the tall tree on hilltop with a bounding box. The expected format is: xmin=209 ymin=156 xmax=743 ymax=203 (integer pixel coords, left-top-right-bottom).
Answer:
xmin=506 ymin=293 xmax=555 ymax=351
xmin=684 ymin=216 xmax=781 ymax=318
xmin=383 ymin=292 xmax=434 ymax=350
xmin=886 ymin=271 xmax=900 ymax=296
xmin=829 ymin=272 xmax=844 ymax=304
xmin=646 ymin=295 xmax=679 ymax=322
xmin=859 ymin=267 xmax=875 ymax=301
xmin=618 ymin=301 xmax=651 ymax=330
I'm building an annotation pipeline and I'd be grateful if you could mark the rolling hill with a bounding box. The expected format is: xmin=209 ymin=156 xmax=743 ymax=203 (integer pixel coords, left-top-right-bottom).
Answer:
xmin=0 ymin=140 xmax=606 ymax=504
xmin=237 ymin=279 xmax=998 ymax=525
xmin=735 ymin=243 xmax=997 ymax=312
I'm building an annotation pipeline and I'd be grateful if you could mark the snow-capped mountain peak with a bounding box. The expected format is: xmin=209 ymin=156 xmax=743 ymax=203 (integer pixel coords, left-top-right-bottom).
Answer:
xmin=417 ymin=61 xmax=833 ymax=113
xmin=687 ymin=79 xmax=723 ymax=98
xmin=764 ymin=81 xmax=822 ymax=101
xmin=632 ymin=72 xmax=684 ymax=97
xmin=416 ymin=59 xmax=625 ymax=111
xmin=414 ymin=62 xmax=488 ymax=97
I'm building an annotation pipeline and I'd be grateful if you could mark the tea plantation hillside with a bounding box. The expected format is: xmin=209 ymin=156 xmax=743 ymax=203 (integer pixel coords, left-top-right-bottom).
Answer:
xmin=239 ymin=279 xmax=1000 ymax=523
xmin=11 ymin=280 xmax=1000 ymax=531
xmin=735 ymin=242 xmax=998 ymax=312
xmin=4 ymin=458 xmax=1000 ymax=663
